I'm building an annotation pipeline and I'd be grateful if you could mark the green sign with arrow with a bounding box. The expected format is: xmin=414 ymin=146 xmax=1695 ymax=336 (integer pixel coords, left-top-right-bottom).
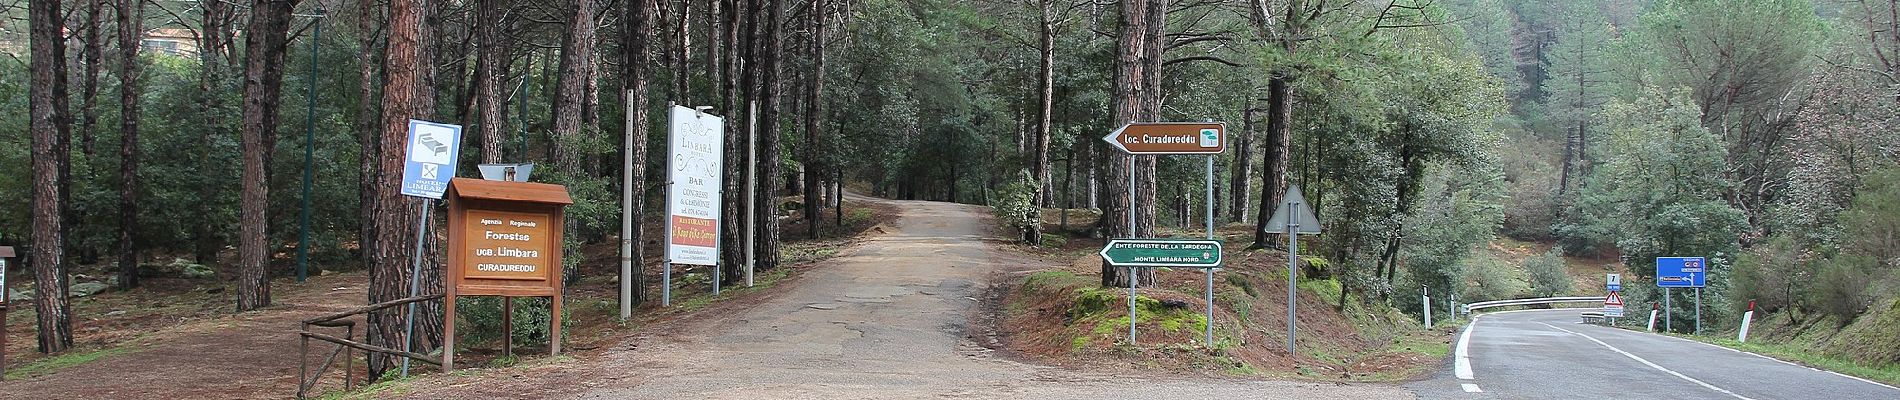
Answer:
xmin=1098 ymin=239 xmax=1223 ymax=268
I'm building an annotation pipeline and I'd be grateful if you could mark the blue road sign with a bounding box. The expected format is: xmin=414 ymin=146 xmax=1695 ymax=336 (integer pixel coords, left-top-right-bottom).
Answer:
xmin=1656 ymin=257 xmax=1707 ymax=288
xmin=400 ymin=120 xmax=463 ymax=199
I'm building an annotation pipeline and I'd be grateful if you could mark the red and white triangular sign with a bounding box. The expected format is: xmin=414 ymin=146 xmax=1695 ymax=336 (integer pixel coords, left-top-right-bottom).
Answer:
xmin=1605 ymin=291 xmax=1624 ymax=306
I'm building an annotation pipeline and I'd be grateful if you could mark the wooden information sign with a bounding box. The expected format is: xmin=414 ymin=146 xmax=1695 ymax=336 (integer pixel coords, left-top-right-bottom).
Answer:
xmin=443 ymin=178 xmax=572 ymax=371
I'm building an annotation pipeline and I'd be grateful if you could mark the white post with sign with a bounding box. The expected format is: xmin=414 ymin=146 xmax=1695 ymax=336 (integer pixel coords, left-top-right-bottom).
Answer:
xmin=397 ymin=119 xmax=462 ymax=377
xmin=664 ymin=106 xmax=725 ymax=307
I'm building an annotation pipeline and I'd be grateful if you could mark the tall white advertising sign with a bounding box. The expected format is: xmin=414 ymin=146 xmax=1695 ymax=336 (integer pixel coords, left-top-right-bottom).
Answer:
xmin=665 ymin=106 xmax=724 ymax=266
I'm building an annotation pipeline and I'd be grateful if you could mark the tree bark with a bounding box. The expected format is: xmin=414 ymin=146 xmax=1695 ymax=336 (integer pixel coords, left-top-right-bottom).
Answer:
xmin=356 ymin=0 xmax=385 ymax=271
xmin=752 ymin=0 xmax=785 ymax=274
xmin=552 ymin=0 xmax=600 ymax=173
xmin=1032 ymin=0 xmax=1055 ymax=208
xmin=716 ymin=0 xmax=747 ymax=278
xmin=116 ymin=0 xmax=146 ymax=290
xmin=369 ymin=0 xmax=425 ymax=377
xmin=237 ymin=0 xmax=300 ymax=312
xmin=624 ymin=0 xmax=652 ymax=305
xmin=1229 ymin=102 xmax=1254 ymax=223
xmin=29 ymin=0 xmax=74 ymax=354
xmin=196 ymin=0 xmax=235 ymax=265
xmin=80 ymin=0 xmax=105 ymax=156
xmin=1252 ymin=74 xmax=1291 ymax=248
xmin=1101 ymin=0 xmax=1161 ymax=288
xmin=803 ymin=0 xmax=826 ymax=239
xmin=475 ymin=0 xmax=510 ymax=163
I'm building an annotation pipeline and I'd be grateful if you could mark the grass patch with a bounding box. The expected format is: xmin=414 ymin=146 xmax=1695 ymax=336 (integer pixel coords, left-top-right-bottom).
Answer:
xmin=4 ymin=344 xmax=141 ymax=380
xmin=313 ymin=371 xmax=418 ymax=400
xmin=1300 ymin=278 xmax=1342 ymax=304
xmin=665 ymin=267 xmax=794 ymax=314
xmin=1692 ymin=337 xmax=1900 ymax=387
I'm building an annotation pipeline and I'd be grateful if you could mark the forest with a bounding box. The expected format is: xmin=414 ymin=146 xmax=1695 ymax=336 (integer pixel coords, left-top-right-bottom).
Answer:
xmin=2 ymin=0 xmax=1898 ymax=382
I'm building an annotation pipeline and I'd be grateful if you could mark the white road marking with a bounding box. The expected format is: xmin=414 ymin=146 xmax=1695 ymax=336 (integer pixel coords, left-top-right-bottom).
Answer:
xmin=1641 ymin=329 xmax=1900 ymax=393
xmin=1461 ymin=383 xmax=1483 ymax=393
xmin=1541 ymin=322 xmax=1756 ymax=400
xmin=1454 ymin=315 xmax=1477 ymax=380
xmin=1454 ymin=307 xmax=1595 ymax=381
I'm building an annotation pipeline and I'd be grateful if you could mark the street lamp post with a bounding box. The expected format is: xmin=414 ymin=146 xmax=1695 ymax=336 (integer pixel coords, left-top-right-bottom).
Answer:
xmin=295 ymin=7 xmax=326 ymax=283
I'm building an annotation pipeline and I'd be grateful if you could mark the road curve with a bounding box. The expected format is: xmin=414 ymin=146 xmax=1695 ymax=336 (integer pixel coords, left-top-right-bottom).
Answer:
xmin=1410 ymin=308 xmax=1900 ymax=400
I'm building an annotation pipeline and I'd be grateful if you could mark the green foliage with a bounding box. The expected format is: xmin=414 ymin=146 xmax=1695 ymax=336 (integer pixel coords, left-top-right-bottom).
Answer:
xmin=454 ymin=297 xmax=571 ymax=348
xmin=1812 ymin=254 xmax=1877 ymax=323
xmin=1525 ymin=249 xmax=1572 ymax=297
xmin=1557 ymin=89 xmax=1747 ymax=267
xmin=1732 ymin=236 xmax=1810 ymax=313
xmin=1460 ymin=256 xmax=1527 ymax=302
xmin=991 ymin=170 xmax=1040 ymax=243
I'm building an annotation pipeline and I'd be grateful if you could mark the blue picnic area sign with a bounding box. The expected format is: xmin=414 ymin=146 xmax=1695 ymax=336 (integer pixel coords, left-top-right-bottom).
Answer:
xmin=1656 ymin=257 xmax=1707 ymax=288
xmin=400 ymin=120 xmax=464 ymax=199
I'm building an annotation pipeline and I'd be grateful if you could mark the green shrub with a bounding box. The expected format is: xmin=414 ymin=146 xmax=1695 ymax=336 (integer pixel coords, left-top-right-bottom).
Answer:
xmin=455 ymin=297 xmax=571 ymax=348
xmin=1461 ymin=257 xmax=1526 ymax=302
xmin=1811 ymin=255 xmax=1876 ymax=324
xmin=1526 ymin=250 xmax=1572 ymax=297
xmin=991 ymin=170 xmax=1041 ymax=244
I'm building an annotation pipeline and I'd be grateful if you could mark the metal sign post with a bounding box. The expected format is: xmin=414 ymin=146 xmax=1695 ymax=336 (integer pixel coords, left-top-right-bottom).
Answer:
xmin=1100 ymin=239 xmax=1224 ymax=345
xmin=1265 ymin=185 xmax=1321 ymax=355
xmin=1656 ymin=257 xmax=1707 ymax=335
xmin=1100 ymin=122 xmax=1226 ymax=347
xmin=395 ymin=120 xmax=462 ymax=377
xmin=663 ymin=106 xmax=726 ymax=306
xmin=1204 ymin=154 xmax=1215 ymax=347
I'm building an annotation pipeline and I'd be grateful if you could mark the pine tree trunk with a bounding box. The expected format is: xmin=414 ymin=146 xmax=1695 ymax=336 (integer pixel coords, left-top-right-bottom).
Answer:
xmin=195 ymin=0 xmax=234 ymax=265
xmin=475 ymin=0 xmax=509 ymax=163
xmin=29 ymin=0 xmax=74 ymax=354
xmin=716 ymin=0 xmax=747 ymax=278
xmin=411 ymin=0 xmax=446 ymax=356
xmin=369 ymin=0 xmax=425 ymax=377
xmin=236 ymin=0 xmax=298 ymax=312
xmin=80 ymin=0 xmax=104 ymax=156
xmin=356 ymin=0 xmax=384 ymax=270
xmin=1229 ymin=103 xmax=1254 ymax=223
xmin=624 ymin=0 xmax=652 ymax=305
xmin=1032 ymin=0 xmax=1055 ymax=208
xmin=751 ymin=0 xmax=785 ymax=275
xmin=116 ymin=0 xmax=146 ymax=290
xmin=1101 ymin=0 xmax=1161 ymax=288
xmin=802 ymin=0 xmax=826 ymax=239
xmin=1252 ymin=74 xmax=1291 ymax=248
xmin=552 ymin=0 xmax=599 ymax=173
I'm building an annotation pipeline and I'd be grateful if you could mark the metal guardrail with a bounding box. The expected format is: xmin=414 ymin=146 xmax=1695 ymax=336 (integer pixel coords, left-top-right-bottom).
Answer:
xmin=1461 ymin=296 xmax=1606 ymax=314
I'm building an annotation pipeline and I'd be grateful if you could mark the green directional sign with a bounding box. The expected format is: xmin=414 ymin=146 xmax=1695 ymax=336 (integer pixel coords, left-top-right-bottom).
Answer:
xmin=1098 ymin=239 xmax=1223 ymax=268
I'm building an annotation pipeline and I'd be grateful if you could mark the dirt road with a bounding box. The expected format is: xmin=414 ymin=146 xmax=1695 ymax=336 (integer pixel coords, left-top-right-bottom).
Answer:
xmin=400 ymin=197 xmax=1412 ymax=399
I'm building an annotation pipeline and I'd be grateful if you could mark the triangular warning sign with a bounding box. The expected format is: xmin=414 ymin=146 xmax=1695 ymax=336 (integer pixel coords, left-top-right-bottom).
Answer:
xmin=1605 ymin=291 xmax=1624 ymax=306
xmin=1264 ymin=185 xmax=1322 ymax=234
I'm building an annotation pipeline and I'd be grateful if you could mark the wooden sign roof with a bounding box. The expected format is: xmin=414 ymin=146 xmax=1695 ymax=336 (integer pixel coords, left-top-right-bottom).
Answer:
xmin=449 ymin=178 xmax=574 ymax=205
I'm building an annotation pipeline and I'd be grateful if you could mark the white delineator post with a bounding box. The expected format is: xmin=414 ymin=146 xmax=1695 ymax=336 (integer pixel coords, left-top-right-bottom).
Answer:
xmin=1423 ymin=286 xmax=1432 ymax=328
xmin=1647 ymin=303 xmax=1661 ymax=332
xmin=744 ymin=100 xmax=758 ymax=288
xmin=1739 ymin=300 xmax=1755 ymax=343
xmin=620 ymin=91 xmax=636 ymax=320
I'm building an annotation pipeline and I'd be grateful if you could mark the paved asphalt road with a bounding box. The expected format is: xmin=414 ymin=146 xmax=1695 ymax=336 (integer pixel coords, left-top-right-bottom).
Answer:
xmin=1410 ymin=308 xmax=1900 ymax=400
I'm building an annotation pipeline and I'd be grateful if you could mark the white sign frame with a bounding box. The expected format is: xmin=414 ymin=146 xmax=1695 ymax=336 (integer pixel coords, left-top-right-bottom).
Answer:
xmin=400 ymin=120 xmax=464 ymax=199
xmin=664 ymin=106 xmax=725 ymax=266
